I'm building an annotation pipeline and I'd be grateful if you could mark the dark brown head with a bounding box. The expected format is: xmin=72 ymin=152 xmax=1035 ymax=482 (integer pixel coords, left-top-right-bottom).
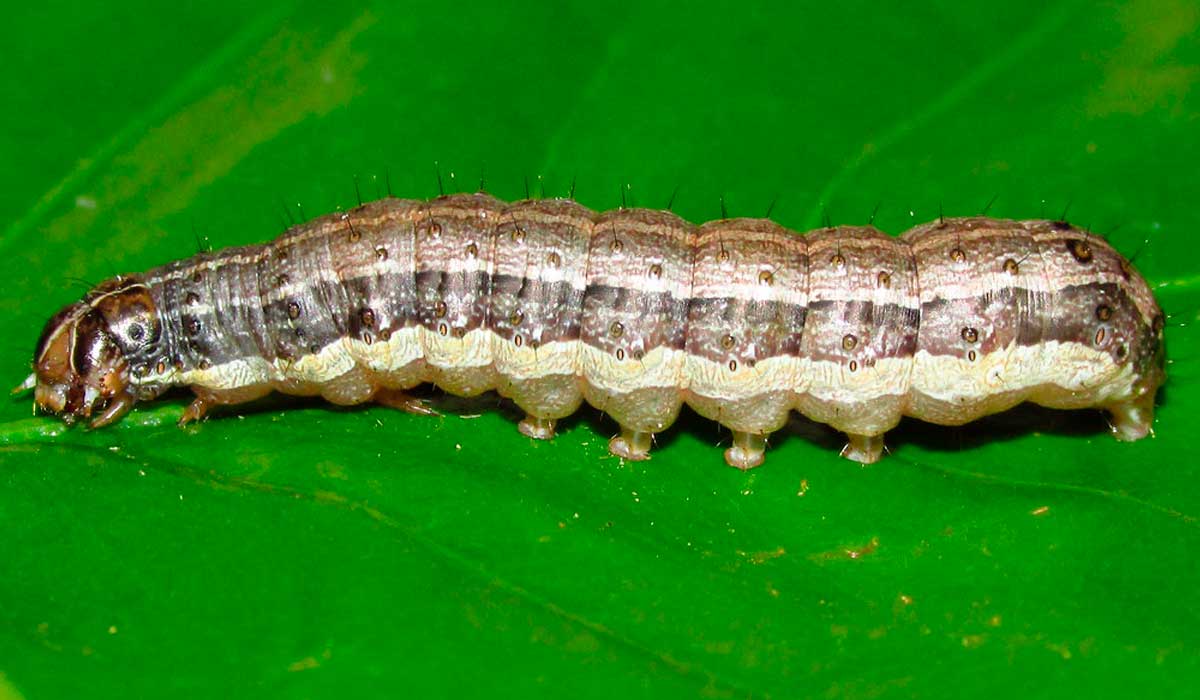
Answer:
xmin=22 ymin=276 xmax=164 ymax=427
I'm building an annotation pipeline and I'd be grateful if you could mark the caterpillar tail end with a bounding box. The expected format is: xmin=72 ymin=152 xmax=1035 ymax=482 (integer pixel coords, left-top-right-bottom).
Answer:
xmin=1107 ymin=392 xmax=1157 ymax=442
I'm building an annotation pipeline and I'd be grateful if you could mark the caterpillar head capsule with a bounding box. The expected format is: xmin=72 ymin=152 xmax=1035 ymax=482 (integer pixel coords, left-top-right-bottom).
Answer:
xmin=20 ymin=277 xmax=163 ymax=428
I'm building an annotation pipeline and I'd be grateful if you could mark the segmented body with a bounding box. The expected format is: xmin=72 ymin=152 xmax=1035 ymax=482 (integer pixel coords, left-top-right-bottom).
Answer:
xmin=101 ymin=192 xmax=1165 ymax=466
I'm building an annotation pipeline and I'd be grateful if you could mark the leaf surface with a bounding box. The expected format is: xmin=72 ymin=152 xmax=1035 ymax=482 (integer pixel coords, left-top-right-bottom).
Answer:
xmin=2 ymin=2 xmax=1198 ymax=697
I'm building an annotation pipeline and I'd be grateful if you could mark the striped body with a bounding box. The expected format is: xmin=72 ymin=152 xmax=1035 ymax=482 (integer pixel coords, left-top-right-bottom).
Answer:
xmin=99 ymin=193 xmax=1164 ymax=466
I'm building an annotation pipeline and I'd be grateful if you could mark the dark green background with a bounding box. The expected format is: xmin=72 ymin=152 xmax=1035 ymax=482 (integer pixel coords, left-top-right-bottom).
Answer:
xmin=2 ymin=1 xmax=1198 ymax=697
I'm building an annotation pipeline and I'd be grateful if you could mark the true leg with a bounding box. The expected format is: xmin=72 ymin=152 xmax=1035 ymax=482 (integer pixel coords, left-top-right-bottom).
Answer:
xmin=375 ymin=388 xmax=440 ymax=417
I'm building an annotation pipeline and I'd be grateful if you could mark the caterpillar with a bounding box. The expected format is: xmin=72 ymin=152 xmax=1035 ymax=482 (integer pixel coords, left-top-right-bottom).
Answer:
xmin=21 ymin=192 xmax=1166 ymax=468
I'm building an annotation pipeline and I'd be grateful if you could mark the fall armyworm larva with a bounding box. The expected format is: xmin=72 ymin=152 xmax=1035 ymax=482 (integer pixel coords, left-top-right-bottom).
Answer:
xmin=21 ymin=192 xmax=1165 ymax=468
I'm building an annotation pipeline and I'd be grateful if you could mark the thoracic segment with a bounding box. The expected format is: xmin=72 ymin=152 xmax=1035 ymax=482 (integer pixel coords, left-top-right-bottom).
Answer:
xmin=120 ymin=193 xmax=1163 ymax=467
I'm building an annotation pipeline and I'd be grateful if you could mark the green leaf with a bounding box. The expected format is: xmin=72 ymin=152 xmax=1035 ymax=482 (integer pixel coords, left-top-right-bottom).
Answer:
xmin=2 ymin=1 xmax=1198 ymax=697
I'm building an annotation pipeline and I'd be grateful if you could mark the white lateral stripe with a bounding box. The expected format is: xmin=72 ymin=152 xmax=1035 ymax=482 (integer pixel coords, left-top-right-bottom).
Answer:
xmin=160 ymin=329 xmax=1133 ymax=408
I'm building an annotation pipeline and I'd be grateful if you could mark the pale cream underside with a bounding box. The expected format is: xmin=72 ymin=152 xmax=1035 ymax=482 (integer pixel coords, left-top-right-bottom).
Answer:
xmin=143 ymin=326 xmax=1136 ymax=433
